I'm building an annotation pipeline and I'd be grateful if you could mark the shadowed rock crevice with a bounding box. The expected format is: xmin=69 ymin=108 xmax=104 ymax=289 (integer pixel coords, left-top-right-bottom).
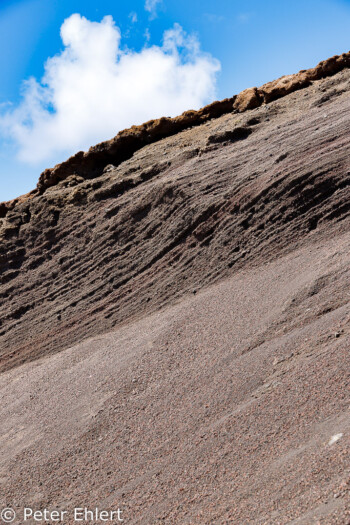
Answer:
xmin=207 ymin=125 xmax=253 ymax=144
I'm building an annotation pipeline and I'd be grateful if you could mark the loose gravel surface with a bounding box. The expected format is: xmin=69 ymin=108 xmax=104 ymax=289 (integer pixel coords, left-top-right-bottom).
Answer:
xmin=0 ymin=233 xmax=349 ymax=524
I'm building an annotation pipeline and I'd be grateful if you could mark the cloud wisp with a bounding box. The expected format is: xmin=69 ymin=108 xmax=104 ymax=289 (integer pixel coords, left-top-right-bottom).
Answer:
xmin=0 ymin=14 xmax=220 ymax=166
xmin=144 ymin=0 xmax=162 ymax=19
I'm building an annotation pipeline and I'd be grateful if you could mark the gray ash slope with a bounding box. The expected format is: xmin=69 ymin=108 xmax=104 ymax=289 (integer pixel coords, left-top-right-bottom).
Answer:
xmin=0 ymin=57 xmax=349 ymax=525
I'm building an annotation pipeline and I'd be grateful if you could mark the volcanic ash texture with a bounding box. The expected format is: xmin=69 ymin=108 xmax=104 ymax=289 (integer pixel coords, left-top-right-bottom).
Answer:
xmin=0 ymin=56 xmax=350 ymax=524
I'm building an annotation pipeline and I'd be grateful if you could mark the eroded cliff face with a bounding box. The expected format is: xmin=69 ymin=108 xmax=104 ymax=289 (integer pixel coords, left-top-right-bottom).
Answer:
xmin=0 ymin=59 xmax=349 ymax=372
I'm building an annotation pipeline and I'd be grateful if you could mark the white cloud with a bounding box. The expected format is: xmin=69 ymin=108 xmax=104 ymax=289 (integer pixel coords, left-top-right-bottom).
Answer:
xmin=144 ymin=27 xmax=151 ymax=43
xmin=204 ymin=13 xmax=225 ymax=24
xmin=0 ymin=14 xmax=220 ymax=166
xmin=145 ymin=0 xmax=162 ymax=19
xmin=129 ymin=11 xmax=138 ymax=24
xmin=237 ymin=12 xmax=252 ymax=23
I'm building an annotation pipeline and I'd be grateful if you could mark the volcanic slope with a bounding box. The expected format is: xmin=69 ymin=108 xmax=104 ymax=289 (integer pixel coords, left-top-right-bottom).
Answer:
xmin=0 ymin=58 xmax=350 ymax=523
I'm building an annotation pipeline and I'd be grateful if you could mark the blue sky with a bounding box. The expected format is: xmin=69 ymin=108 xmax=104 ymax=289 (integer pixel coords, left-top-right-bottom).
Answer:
xmin=1 ymin=0 xmax=350 ymax=201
